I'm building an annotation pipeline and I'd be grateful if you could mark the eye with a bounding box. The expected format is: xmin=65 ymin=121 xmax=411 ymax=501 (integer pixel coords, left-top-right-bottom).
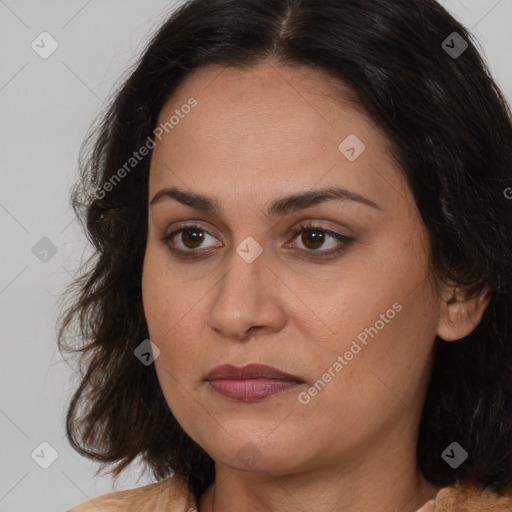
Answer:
xmin=160 ymin=221 xmax=354 ymax=260
xmin=285 ymin=221 xmax=353 ymax=257
xmin=160 ymin=224 xmax=221 ymax=256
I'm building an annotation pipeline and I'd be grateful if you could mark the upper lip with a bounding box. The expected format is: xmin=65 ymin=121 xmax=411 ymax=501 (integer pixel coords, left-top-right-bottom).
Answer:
xmin=205 ymin=363 xmax=304 ymax=382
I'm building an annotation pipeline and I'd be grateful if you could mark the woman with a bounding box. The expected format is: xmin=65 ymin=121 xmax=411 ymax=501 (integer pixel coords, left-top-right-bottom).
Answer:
xmin=60 ymin=0 xmax=512 ymax=510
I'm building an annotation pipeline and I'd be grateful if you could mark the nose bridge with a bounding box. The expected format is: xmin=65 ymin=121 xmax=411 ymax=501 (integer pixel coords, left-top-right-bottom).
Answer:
xmin=216 ymin=242 xmax=267 ymax=309
xmin=207 ymin=242 xmax=285 ymax=338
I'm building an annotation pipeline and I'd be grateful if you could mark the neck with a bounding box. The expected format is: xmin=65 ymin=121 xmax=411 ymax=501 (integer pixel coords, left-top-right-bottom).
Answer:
xmin=199 ymin=457 xmax=441 ymax=512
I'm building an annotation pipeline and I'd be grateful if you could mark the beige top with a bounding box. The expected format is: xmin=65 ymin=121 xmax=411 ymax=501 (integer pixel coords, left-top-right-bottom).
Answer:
xmin=67 ymin=473 xmax=512 ymax=512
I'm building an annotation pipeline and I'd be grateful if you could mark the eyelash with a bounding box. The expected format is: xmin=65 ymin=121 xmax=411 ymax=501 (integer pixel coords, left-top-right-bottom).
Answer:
xmin=160 ymin=221 xmax=354 ymax=260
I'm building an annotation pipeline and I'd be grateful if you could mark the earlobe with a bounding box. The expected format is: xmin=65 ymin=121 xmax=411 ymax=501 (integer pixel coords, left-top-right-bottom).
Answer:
xmin=437 ymin=286 xmax=491 ymax=342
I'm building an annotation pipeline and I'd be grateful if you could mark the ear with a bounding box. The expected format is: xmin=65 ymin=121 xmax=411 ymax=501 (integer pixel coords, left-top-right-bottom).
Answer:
xmin=437 ymin=285 xmax=491 ymax=342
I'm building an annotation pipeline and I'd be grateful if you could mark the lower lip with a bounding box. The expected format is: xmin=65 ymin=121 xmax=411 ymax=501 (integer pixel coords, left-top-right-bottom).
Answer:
xmin=207 ymin=378 xmax=302 ymax=402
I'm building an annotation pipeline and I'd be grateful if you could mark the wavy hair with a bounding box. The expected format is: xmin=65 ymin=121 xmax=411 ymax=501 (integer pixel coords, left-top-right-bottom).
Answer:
xmin=57 ymin=0 xmax=512 ymax=503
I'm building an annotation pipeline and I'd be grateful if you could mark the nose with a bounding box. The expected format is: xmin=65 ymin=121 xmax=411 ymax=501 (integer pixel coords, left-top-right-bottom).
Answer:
xmin=206 ymin=245 xmax=287 ymax=341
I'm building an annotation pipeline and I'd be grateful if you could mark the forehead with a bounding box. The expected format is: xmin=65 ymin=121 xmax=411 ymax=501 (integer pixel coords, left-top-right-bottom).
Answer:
xmin=149 ymin=62 xmax=403 ymax=207
xmin=155 ymin=62 xmax=368 ymax=139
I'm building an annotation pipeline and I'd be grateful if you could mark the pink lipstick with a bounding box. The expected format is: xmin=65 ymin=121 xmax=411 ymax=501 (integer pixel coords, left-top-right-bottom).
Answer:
xmin=204 ymin=363 xmax=304 ymax=402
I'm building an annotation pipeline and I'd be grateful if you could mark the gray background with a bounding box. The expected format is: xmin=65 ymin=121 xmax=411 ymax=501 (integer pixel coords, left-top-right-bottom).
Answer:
xmin=0 ymin=1 xmax=510 ymax=511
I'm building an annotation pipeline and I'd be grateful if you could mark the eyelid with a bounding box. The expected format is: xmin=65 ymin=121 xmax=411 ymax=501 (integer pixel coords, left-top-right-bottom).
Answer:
xmin=162 ymin=222 xmax=222 ymax=247
xmin=284 ymin=221 xmax=353 ymax=254
xmin=161 ymin=220 xmax=354 ymax=258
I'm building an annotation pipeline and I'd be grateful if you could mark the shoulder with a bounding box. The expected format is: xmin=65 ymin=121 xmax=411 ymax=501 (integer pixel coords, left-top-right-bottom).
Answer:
xmin=66 ymin=473 xmax=196 ymax=512
xmin=417 ymin=482 xmax=512 ymax=512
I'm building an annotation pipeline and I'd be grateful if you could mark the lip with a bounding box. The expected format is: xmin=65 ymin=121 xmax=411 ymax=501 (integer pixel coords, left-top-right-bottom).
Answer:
xmin=204 ymin=364 xmax=304 ymax=402
xmin=205 ymin=363 xmax=303 ymax=382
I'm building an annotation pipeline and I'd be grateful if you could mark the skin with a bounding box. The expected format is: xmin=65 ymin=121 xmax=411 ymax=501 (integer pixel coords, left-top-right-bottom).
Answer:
xmin=141 ymin=61 xmax=489 ymax=512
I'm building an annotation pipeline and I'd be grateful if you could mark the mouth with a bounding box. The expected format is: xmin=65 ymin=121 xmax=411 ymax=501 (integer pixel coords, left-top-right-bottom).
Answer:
xmin=204 ymin=363 xmax=305 ymax=402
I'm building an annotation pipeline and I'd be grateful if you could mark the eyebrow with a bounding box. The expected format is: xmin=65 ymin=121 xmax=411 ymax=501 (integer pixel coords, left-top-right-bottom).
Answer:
xmin=149 ymin=185 xmax=381 ymax=217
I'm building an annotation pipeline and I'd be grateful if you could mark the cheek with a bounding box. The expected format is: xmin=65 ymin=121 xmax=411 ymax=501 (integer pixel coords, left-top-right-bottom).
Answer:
xmin=295 ymin=246 xmax=438 ymax=409
xmin=142 ymin=255 xmax=167 ymax=340
xmin=294 ymin=301 xmax=437 ymax=446
xmin=142 ymin=250 xmax=207 ymax=381
xmin=142 ymin=246 xmax=193 ymax=340
xmin=142 ymin=263 xmax=204 ymax=433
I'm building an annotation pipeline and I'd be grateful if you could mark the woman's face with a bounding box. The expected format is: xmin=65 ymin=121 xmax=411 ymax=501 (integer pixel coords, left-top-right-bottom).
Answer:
xmin=142 ymin=61 xmax=444 ymax=475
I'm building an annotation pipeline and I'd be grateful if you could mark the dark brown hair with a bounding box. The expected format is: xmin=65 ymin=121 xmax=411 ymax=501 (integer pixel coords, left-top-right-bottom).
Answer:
xmin=57 ymin=0 xmax=512 ymax=503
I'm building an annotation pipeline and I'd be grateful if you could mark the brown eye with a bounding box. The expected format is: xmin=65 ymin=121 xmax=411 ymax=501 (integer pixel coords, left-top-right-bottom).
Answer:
xmin=300 ymin=229 xmax=325 ymax=250
xmin=161 ymin=224 xmax=221 ymax=256
xmin=286 ymin=222 xmax=354 ymax=258
xmin=161 ymin=222 xmax=353 ymax=261
xmin=180 ymin=228 xmax=205 ymax=249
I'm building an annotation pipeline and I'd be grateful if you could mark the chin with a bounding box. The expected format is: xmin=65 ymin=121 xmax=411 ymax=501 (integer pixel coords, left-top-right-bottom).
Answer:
xmin=199 ymin=433 xmax=310 ymax=474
